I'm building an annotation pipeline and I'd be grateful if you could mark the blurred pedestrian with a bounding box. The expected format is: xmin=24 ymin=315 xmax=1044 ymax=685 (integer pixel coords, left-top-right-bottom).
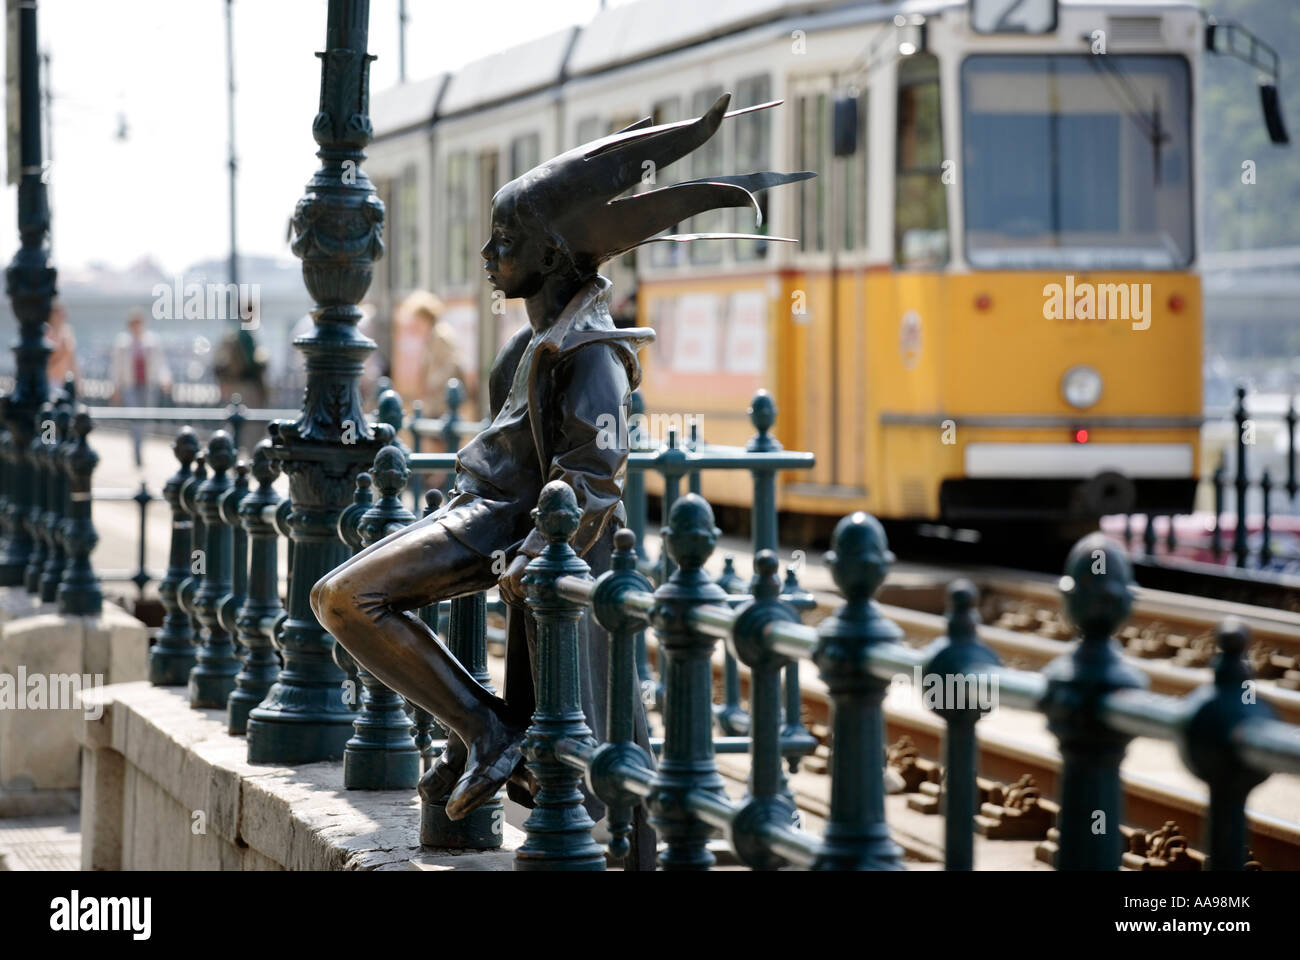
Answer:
xmin=214 ymin=322 xmax=269 ymax=409
xmin=46 ymin=298 xmax=79 ymax=390
xmin=391 ymin=290 xmax=465 ymax=419
xmin=111 ymin=309 xmax=172 ymax=467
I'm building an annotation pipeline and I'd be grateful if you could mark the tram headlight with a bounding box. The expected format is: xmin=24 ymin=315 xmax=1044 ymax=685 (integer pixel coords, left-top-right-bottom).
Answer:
xmin=1061 ymin=365 xmax=1103 ymax=409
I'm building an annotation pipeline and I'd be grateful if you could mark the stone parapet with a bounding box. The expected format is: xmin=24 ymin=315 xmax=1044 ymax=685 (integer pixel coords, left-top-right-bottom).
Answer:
xmin=78 ymin=681 xmax=522 ymax=870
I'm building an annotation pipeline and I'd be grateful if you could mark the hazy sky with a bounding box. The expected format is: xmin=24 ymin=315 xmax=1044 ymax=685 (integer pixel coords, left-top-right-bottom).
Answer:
xmin=0 ymin=0 xmax=621 ymax=276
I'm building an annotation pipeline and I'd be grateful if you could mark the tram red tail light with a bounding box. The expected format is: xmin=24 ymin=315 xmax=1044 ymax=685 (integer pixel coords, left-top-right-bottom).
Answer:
xmin=1074 ymin=428 xmax=1090 ymax=444
xmin=1168 ymin=293 xmax=1185 ymax=313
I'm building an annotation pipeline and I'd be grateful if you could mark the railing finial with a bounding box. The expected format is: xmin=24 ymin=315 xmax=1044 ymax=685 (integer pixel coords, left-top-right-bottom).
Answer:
xmin=747 ymin=389 xmax=778 ymax=452
xmin=825 ymin=510 xmax=893 ymax=606
xmin=1058 ymin=532 xmax=1133 ymax=641
xmin=662 ymin=492 xmax=719 ymax=575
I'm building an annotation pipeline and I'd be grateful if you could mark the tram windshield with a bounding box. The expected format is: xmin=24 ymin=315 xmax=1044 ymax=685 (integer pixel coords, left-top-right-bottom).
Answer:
xmin=961 ymin=54 xmax=1193 ymax=270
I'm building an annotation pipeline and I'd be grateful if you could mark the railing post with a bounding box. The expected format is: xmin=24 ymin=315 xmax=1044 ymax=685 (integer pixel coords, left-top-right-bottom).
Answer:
xmin=1286 ymin=395 xmax=1297 ymax=503
xmin=423 ymin=587 xmax=503 ymax=848
xmin=343 ymin=445 xmax=420 ymax=790
xmin=714 ymin=554 xmax=750 ymax=736
xmin=515 ymin=481 xmax=605 ymax=871
xmin=23 ymin=400 xmax=52 ymax=593
xmin=131 ymin=482 xmax=153 ymax=599
xmin=1233 ymin=384 xmax=1249 ymax=568
xmin=780 ymin=564 xmax=818 ymax=775
xmin=228 ymin=440 xmax=284 ymax=733
xmin=412 ymin=488 xmax=444 ymax=775
xmin=1259 ymin=470 xmax=1273 ymax=568
xmin=189 ymin=432 xmax=238 ymax=707
xmin=246 ymin=0 xmax=388 ymax=765
xmin=39 ymin=386 xmax=73 ymax=603
xmin=624 ymin=390 xmax=656 ymax=709
xmin=152 ymin=424 xmax=200 ymax=681
xmin=1041 ymin=534 xmax=1146 ymax=870
xmin=922 ymin=580 xmax=1000 ymax=871
xmin=0 ymin=0 xmax=54 ymax=587
xmin=588 ymin=527 xmax=656 ymax=865
xmin=748 ymin=391 xmax=812 ymax=802
xmin=217 ymin=461 xmax=251 ymax=713
xmin=56 ymin=408 xmax=102 ymax=616
xmin=333 ymin=470 xmax=372 ymax=712
xmin=729 ymin=550 xmax=800 ymax=869
xmin=1179 ymin=618 xmax=1274 ymax=870
xmin=408 ymin=398 xmax=424 ymax=508
xmin=176 ymin=451 xmax=208 ymax=669
xmin=441 ymin=378 xmax=461 ymax=494
xmin=1211 ymin=455 xmax=1225 ymax=561
xmin=811 ymin=511 xmax=905 ymax=870
xmin=646 ymin=493 xmax=729 ymax=870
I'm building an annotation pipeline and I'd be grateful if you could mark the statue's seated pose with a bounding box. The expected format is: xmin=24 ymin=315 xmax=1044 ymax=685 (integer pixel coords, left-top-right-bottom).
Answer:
xmin=310 ymin=93 xmax=810 ymax=828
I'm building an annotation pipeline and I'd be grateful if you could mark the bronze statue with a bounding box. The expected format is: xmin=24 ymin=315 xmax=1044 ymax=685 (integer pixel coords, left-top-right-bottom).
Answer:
xmin=310 ymin=93 xmax=811 ymax=844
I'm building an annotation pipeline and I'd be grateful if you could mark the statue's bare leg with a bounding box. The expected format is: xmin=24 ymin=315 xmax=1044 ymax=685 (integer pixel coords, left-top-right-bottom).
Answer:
xmin=311 ymin=517 xmax=525 ymax=819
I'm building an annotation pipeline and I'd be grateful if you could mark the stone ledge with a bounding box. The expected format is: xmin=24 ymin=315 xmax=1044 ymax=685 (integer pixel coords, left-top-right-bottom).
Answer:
xmin=1 ymin=601 xmax=149 ymax=798
xmin=79 ymin=681 xmax=519 ymax=870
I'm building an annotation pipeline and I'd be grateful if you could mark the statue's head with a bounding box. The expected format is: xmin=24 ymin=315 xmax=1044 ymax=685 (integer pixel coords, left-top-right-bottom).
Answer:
xmin=480 ymin=93 xmax=813 ymax=294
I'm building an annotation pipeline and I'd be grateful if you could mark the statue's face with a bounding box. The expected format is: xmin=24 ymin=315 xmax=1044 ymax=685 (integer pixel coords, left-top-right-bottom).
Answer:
xmin=481 ymin=188 xmax=550 ymax=300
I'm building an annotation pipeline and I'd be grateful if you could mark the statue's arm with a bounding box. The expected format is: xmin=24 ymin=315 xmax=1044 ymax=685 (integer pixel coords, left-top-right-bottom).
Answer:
xmin=520 ymin=342 xmax=630 ymax=559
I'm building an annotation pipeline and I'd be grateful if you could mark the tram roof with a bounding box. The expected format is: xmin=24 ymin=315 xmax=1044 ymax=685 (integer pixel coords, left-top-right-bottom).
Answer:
xmin=438 ymin=27 xmax=579 ymax=119
xmin=371 ymin=73 xmax=446 ymax=140
xmin=371 ymin=0 xmax=1198 ymax=137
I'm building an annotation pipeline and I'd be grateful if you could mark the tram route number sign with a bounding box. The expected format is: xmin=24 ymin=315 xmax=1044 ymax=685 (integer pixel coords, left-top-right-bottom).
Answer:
xmin=969 ymin=0 xmax=1058 ymax=35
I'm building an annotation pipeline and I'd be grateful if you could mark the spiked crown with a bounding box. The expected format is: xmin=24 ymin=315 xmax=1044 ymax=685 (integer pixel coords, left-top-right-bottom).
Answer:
xmin=499 ymin=93 xmax=814 ymax=273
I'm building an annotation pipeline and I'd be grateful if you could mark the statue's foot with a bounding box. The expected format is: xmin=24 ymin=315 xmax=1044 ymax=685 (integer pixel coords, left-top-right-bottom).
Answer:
xmin=445 ymin=723 xmax=526 ymax=821
xmin=418 ymin=736 xmax=467 ymax=804
xmin=509 ymin=755 xmax=537 ymax=797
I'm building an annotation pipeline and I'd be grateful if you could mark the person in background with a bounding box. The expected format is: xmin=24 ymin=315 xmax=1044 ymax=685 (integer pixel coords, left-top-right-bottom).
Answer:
xmin=214 ymin=322 xmax=269 ymax=409
xmin=46 ymin=298 xmax=79 ymax=389
xmin=111 ymin=309 xmax=172 ymax=467
xmin=391 ymin=290 xmax=466 ymax=420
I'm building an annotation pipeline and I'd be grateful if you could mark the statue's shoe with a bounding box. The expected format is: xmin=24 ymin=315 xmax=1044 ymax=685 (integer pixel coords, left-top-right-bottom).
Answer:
xmin=445 ymin=727 xmax=526 ymax=821
xmin=417 ymin=737 xmax=466 ymax=804
xmin=509 ymin=756 xmax=537 ymax=796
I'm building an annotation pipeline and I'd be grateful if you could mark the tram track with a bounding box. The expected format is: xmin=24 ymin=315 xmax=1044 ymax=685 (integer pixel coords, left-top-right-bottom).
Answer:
xmin=645 ymin=636 xmax=1300 ymax=871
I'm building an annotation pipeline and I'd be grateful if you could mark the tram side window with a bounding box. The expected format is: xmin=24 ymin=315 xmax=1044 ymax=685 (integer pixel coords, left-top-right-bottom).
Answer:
xmin=398 ymin=165 xmax=419 ymax=291
xmin=446 ymin=151 xmax=471 ymax=289
xmin=795 ymin=93 xmax=828 ymax=253
xmin=649 ymin=97 xmax=682 ymax=268
xmin=842 ymin=90 xmax=868 ymax=252
xmin=509 ymin=133 xmax=539 ymax=180
xmin=689 ymin=85 xmax=726 ymax=266
xmin=894 ymin=54 xmax=949 ymax=268
xmin=734 ymin=74 xmax=772 ymax=262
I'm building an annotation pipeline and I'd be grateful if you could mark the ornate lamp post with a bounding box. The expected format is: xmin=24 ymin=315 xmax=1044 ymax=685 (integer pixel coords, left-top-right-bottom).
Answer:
xmin=1 ymin=0 xmax=55 ymax=585
xmin=246 ymin=0 xmax=386 ymax=764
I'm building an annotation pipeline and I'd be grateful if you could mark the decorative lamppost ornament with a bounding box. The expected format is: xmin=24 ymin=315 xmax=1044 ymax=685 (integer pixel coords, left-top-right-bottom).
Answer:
xmin=310 ymin=94 xmax=811 ymax=854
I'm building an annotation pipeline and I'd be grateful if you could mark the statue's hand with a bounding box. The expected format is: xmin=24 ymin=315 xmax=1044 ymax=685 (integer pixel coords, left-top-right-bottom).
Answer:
xmin=498 ymin=554 xmax=530 ymax=607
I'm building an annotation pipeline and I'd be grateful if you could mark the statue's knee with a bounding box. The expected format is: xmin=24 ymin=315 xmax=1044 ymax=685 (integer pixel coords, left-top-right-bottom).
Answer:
xmin=310 ymin=574 xmax=335 ymax=622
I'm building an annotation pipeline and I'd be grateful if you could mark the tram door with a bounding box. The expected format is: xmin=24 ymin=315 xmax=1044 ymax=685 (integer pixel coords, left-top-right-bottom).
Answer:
xmin=786 ymin=74 xmax=869 ymax=502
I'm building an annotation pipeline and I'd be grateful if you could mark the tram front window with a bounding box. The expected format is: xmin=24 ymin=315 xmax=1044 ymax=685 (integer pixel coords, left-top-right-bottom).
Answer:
xmin=961 ymin=54 xmax=1192 ymax=270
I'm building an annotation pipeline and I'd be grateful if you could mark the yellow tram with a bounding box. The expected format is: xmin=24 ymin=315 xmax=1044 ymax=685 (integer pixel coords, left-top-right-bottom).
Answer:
xmin=366 ymin=0 xmax=1286 ymax=534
